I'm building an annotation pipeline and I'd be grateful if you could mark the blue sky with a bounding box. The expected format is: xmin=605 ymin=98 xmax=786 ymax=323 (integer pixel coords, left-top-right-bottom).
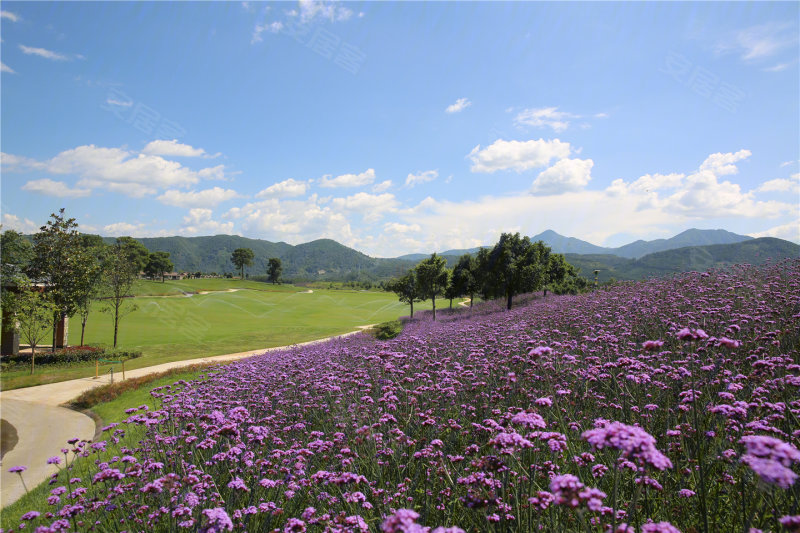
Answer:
xmin=1 ymin=1 xmax=798 ymax=256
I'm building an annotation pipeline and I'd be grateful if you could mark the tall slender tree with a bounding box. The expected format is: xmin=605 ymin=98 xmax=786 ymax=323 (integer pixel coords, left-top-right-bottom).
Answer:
xmin=415 ymin=253 xmax=449 ymax=321
xmin=102 ymin=243 xmax=139 ymax=348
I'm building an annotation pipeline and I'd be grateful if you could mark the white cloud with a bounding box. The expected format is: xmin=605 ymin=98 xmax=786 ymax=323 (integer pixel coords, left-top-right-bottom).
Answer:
xmin=3 ymin=144 xmax=229 ymax=198
xmin=1 ymin=10 xmax=19 ymax=22
xmin=330 ymin=192 xmax=398 ymax=222
xmin=716 ymin=22 xmax=798 ymax=62
xmin=157 ymin=187 xmax=241 ymax=208
xmin=255 ymin=178 xmax=308 ymax=198
xmin=142 ymin=139 xmax=219 ymax=158
xmin=19 ymin=45 xmax=70 ymax=61
xmin=628 ymin=173 xmax=685 ymax=192
xmin=756 ymin=173 xmax=800 ymax=194
xmin=764 ymin=62 xmax=792 ymax=72
xmin=252 ymin=21 xmax=284 ymax=43
xmin=532 ymin=158 xmax=593 ymax=195
xmin=445 ymin=98 xmax=471 ymax=114
xmin=319 ymin=168 xmax=375 ymax=188
xmin=468 ymin=138 xmax=571 ymax=173
xmin=749 ymin=219 xmax=800 ymax=243
xmin=298 ymin=0 xmax=352 ymax=24
xmin=105 ymin=97 xmax=132 ymax=107
xmin=182 ymin=208 xmax=235 ymax=235
xmin=698 ymin=149 xmax=751 ymax=176
xmin=228 ymin=195 xmax=355 ymax=246
xmin=1 ymin=214 xmax=38 ymax=233
xmin=21 ymin=178 xmax=92 ymax=198
xmin=103 ymin=222 xmax=145 ymax=236
xmin=514 ymin=107 xmax=577 ymax=132
xmin=384 ymin=222 xmax=421 ymax=234
xmin=405 ymin=169 xmax=438 ymax=187
xmin=372 ymin=180 xmax=392 ymax=193
xmin=1 ymin=62 xmax=15 ymax=74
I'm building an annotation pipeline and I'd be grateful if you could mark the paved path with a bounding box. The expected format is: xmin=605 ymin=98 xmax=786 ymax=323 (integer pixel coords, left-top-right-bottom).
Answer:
xmin=0 ymin=326 xmax=373 ymax=508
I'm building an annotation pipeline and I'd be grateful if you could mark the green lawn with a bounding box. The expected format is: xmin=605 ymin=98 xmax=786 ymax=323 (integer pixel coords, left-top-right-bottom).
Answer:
xmin=2 ymin=280 xmax=441 ymax=389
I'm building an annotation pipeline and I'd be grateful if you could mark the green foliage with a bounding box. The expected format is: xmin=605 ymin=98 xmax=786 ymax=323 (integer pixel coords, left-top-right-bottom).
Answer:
xmin=115 ymin=236 xmax=150 ymax=272
xmin=449 ymin=253 xmax=479 ymax=307
xmin=371 ymin=320 xmax=403 ymax=340
xmin=144 ymin=251 xmax=174 ymax=281
xmin=231 ymin=247 xmax=255 ymax=279
xmin=102 ymin=243 xmax=139 ymax=348
xmin=386 ymin=270 xmax=422 ymax=318
xmin=415 ymin=253 xmax=449 ymax=320
xmin=1 ymin=229 xmax=33 ymax=281
xmin=0 ymin=347 xmax=141 ymax=369
xmin=3 ymin=281 xmax=57 ymax=374
xmin=267 ymin=257 xmax=283 ymax=284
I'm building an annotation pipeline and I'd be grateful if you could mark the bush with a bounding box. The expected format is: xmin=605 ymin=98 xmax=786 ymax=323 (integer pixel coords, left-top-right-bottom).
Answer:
xmin=371 ymin=320 xmax=403 ymax=340
xmin=0 ymin=346 xmax=141 ymax=369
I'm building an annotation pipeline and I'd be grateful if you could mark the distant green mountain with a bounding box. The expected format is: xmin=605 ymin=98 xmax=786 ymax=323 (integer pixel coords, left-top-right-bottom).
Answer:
xmin=566 ymin=237 xmax=798 ymax=283
xmin=85 ymin=232 xmax=795 ymax=283
xmin=397 ymin=228 xmax=754 ymax=260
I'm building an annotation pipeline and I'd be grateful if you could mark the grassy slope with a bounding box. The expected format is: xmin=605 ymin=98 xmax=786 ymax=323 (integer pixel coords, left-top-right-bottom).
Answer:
xmin=0 ymin=368 xmax=208 ymax=528
xmin=2 ymin=280 xmax=437 ymax=389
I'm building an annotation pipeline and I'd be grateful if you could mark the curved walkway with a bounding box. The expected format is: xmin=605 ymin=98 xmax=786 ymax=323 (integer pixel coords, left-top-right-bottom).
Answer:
xmin=0 ymin=326 xmax=374 ymax=508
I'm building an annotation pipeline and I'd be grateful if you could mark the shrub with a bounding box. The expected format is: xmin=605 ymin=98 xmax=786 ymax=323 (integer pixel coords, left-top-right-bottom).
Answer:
xmin=0 ymin=346 xmax=141 ymax=369
xmin=371 ymin=320 xmax=403 ymax=340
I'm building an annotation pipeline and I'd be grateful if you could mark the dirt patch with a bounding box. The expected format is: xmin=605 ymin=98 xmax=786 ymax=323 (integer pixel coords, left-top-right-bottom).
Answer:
xmin=0 ymin=418 xmax=19 ymax=459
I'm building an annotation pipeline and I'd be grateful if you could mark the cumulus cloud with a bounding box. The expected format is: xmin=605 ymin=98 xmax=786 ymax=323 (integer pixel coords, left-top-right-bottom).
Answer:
xmin=405 ymin=170 xmax=438 ymax=187
xmin=227 ymin=195 xmax=355 ymax=246
xmin=157 ymin=187 xmax=242 ymax=208
xmin=756 ymin=173 xmax=800 ymax=194
xmin=182 ymin=208 xmax=235 ymax=235
xmin=1 ymin=214 xmax=39 ymax=233
xmin=698 ymin=149 xmax=751 ymax=176
xmin=256 ymin=178 xmax=308 ymax=198
xmin=297 ymin=0 xmax=353 ymax=24
xmin=1 ymin=10 xmax=20 ymax=22
xmin=21 ymin=178 xmax=92 ymax=198
xmin=468 ymin=138 xmax=571 ymax=173
xmin=514 ymin=107 xmax=578 ymax=132
xmin=251 ymin=21 xmax=284 ymax=43
xmin=319 ymin=168 xmax=375 ymax=188
xmin=445 ymin=98 xmax=471 ymax=114
xmin=749 ymin=219 xmax=800 ymax=243
xmin=142 ymin=139 xmax=219 ymax=158
xmin=3 ymin=144 xmax=229 ymax=198
xmin=531 ymin=158 xmax=593 ymax=195
xmin=102 ymin=222 xmax=145 ymax=236
xmin=384 ymin=222 xmax=421 ymax=234
xmin=1 ymin=62 xmax=16 ymax=74
xmin=330 ymin=192 xmax=398 ymax=223
xmin=19 ymin=45 xmax=70 ymax=61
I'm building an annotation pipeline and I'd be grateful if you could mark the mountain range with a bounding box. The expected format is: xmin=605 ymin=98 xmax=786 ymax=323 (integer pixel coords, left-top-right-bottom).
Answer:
xmin=95 ymin=228 xmax=796 ymax=283
xmin=397 ymin=228 xmax=754 ymax=260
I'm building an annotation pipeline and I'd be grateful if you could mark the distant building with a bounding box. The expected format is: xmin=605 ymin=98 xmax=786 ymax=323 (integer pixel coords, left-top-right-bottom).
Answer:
xmin=163 ymin=272 xmax=186 ymax=280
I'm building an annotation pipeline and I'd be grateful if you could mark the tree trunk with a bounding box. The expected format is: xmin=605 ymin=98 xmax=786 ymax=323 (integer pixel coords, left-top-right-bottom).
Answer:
xmin=469 ymin=292 xmax=474 ymax=308
xmin=80 ymin=314 xmax=87 ymax=346
xmin=30 ymin=344 xmax=35 ymax=375
xmin=432 ymin=297 xmax=437 ymax=321
xmin=506 ymin=291 xmax=513 ymax=310
xmin=449 ymin=297 xmax=453 ymax=309
xmin=51 ymin=312 xmax=58 ymax=353
xmin=162 ymin=273 xmax=165 ymax=283
xmin=410 ymin=301 xmax=414 ymax=318
xmin=241 ymin=266 xmax=245 ymax=280
xmin=113 ymin=302 xmax=120 ymax=348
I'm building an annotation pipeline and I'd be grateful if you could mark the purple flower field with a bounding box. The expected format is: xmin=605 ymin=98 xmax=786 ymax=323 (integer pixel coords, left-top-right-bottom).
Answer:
xmin=6 ymin=261 xmax=800 ymax=532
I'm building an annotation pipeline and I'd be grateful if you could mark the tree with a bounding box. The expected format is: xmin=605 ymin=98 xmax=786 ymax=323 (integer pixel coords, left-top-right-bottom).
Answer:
xmin=415 ymin=253 xmax=449 ymax=321
xmin=73 ymin=242 xmax=104 ymax=346
xmin=231 ymin=248 xmax=254 ymax=280
xmin=1 ymin=230 xmax=34 ymax=307
xmin=267 ymin=258 xmax=283 ymax=284
xmin=102 ymin=243 xmax=139 ymax=348
xmin=3 ymin=282 xmax=56 ymax=375
xmin=450 ymin=253 xmax=479 ymax=308
xmin=144 ymin=251 xmax=173 ymax=282
xmin=483 ymin=233 xmax=549 ymax=310
xmin=387 ymin=270 xmax=422 ymax=318
xmin=116 ymin=236 xmax=150 ymax=274
xmin=29 ymin=209 xmax=91 ymax=350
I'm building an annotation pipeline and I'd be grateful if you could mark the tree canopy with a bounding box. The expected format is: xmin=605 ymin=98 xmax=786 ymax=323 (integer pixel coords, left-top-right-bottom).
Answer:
xmin=145 ymin=251 xmax=174 ymax=282
xmin=386 ymin=270 xmax=422 ymax=318
xmin=267 ymin=258 xmax=282 ymax=284
xmin=231 ymin=248 xmax=255 ymax=279
xmin=415 ymin=253 xmax=449 ymax=320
